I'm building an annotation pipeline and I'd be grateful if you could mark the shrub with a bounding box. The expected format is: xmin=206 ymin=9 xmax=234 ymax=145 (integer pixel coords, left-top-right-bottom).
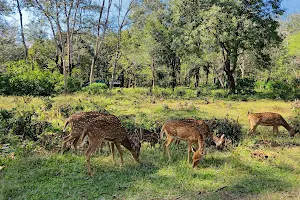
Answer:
xmin=2 ymin=60 xmax=59 ymax=96
xmin=83 ymin=83 xmax=108 ymax=95
xmin=55 ymin=76 xmax=82 ymax=94
xmin=10 ymin=111 xmax=51 ymax=141
xmin=0 ymin=109 xmax=14 ymax=138
xmin=236 ymin=77 xmax=256 ymax=95
xmin=206 ymin=116 xmax=243 ymax=144
xmin=152 ymin=87 xmax=173 ymax=98
xmin=0 ymin=109 xmax=51 ymax=143
xmin=174 ymin=87 xmax=186 ymax=97
xmin=265 ymin=80 xmax=293 ymax=100
xmin=67 ymin=76 xmax=82 ymax=93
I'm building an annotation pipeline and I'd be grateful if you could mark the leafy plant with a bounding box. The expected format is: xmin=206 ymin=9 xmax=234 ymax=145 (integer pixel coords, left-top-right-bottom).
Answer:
xmin=83 ymin=83 xmax=108 ymax=95
xmin=236 ymin=77 xmax=256 ymax=95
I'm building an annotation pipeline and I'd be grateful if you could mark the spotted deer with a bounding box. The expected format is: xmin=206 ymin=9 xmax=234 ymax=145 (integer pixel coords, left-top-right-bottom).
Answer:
xmin=82 ymin=117 xmax=140 ymax=176
xmin=247 ymin=112 xmax=296 ymax=137
xmin=137 ymin=128 xmax=160 ymax=148
xmin=61 ymin=111 xmax=120 ymax=153
xmin=160 ymin=119 xmax=224 ymax=168
xmin=162 ymin=119 xmax=226 ymax=150
xmin=182 ymin=119 xmax=226 ymax=150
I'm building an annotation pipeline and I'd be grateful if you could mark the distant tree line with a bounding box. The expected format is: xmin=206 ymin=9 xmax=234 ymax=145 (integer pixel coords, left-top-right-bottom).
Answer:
xmin=0 ymin=0 xmax=299 ymax=96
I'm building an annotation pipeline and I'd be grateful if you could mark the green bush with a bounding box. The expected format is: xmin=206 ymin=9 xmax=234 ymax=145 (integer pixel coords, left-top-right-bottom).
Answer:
xmin=55 ymin=76 xmax=82 ymax=94
xmin=0 ymin=74 xmax=11 ymax=94
xmin=0 ymin=109 xmax=51 ymax=144
xmin=265 ymin=80 xmax=293 ymax=100
xmin=2 ymin=60 xmax=59 ymax=96
xmin=83 ymin=83 xmax=108 ymax=95
xmin=152 ymin=87 xmax=173 ymax=98
xmin=206 ymin=117 xmax=243 ymax=144
xmin=236 ymin=77 xmax=256 ymax=95
xmin=174 ymin=87 xmax=186 ymax=97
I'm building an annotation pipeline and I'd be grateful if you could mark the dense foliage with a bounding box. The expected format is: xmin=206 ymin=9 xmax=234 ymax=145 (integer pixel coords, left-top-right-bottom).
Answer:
xmin=0 ymin=0 xmax=298 ymax=98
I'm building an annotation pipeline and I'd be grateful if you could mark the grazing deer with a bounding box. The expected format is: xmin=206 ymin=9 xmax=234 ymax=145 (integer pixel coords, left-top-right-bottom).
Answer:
xmin=160 ymin=120 xmax=210 ymax=168
xmin=82 ymin=118 xmax=140 ymax=176
xmin=165 ymin=119 xmax=226 ymax=150
xmin=137 ymin=128 xmax=160 ymax=148
xmin=247 ymin=112 xmax=296 ymax=137
xmin=61 ymin=111 xmax=120 ymax=153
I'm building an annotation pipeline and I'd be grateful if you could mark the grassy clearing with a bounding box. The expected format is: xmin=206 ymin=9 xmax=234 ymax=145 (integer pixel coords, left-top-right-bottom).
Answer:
xmin=0 ymin=90 xmax=300 ymax=199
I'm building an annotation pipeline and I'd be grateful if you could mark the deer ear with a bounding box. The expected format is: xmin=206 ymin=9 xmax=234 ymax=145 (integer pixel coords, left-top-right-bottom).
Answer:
xmin=221 ymin=134 xmax=225 ymax=139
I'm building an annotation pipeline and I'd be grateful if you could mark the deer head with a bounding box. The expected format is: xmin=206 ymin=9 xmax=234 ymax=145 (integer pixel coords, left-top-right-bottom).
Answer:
xmin=128 ymin=132 xmax=141 ymax=162
xmin=192 ymin=147 xmax=205 ymax=168
xmin=213 ymin=134 xmax=226 ymax=150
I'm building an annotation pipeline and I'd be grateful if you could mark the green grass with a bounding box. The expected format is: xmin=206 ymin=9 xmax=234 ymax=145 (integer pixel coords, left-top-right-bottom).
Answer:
xmin=0 ymin=90 xmax=300 ymax=199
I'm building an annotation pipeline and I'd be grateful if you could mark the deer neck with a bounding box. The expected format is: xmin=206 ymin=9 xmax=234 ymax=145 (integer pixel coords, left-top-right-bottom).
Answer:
xmin=121 ymin=137 xmax=133 ymax=151
xmin=282 ymin=121 xmax=293 ymax=131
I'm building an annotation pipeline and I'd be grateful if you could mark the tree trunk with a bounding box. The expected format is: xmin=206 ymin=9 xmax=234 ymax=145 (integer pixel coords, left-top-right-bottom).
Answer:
xmin=212 ymin=66 xmax=225 ymax=88
xmin=151 ymin=60 xmax=156 ymax=90
xmin=16 ymin=0 xmax=28 ymax=59
xmin=194 ymin=67 xmax=200 ymax=88
xmin=171 ymin=62 xmax=176 ymax=91
xmin=203 ymin=64 xmax=210 ymax=85
xmin=224 ymin=57 xmax=236 ymax=93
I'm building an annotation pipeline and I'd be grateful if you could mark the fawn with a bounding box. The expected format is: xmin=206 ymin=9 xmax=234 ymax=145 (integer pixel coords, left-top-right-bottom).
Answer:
xmin=61 ymin=111 xmax=120 ymax=153
xmin=137 ymin=128 xmax=160 ymax=148
xmin=247 ymin=112 xmax=296 ymax=137
xmin=160 ymin=119 xmax=220 ymax=168
xmin=82 ymin=117 xmax=140 ymax=176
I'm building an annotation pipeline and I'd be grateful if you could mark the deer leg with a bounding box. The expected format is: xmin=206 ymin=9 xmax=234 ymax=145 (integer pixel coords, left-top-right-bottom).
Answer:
xmin=273 ymin=126 xmax=279 ymax=135
xmin=252 ymin=125 xmax=258 ymax=134
xmin=187 ymin=141 xmax=192 ymax=163
xmin=85 ymin=140 xmax=101 ymax=176
xmin=115 ymin=143 xmax=124 ymax=166
xmin=72 ymin=136 xmax=80 ymax=151
xmin=248 ymin=124 xmax=258 ymax=135
xmin=162 ymin=139 xmax=168 ymax=157
xmin=110 ymin=143 xmax=116 ymax=164
xmin=61 ymin=135 xmax=79 ymax=154
xmin=165 ymin=136 xmax=174 ymax=161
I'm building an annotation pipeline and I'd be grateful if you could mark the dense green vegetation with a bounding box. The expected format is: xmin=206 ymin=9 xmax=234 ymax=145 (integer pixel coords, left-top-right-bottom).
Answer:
xmin=0 ymin=0 xmax=300 ymax=199
xmin=0 ymin=0 xmax=299 ymax=98
xmin=0 ymin=92 xmax=300 ymax=199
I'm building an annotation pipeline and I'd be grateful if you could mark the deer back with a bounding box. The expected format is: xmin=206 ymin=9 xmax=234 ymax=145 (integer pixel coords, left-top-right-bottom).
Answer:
xmin=85 ymin=117 xmax=140 ymax=161
xmin=68 ymin=112 xmax=120 ymax=136
xmin=162 ymin=120 xmax=202 ymax=141
xmin=248 ymin=112 xmax=288 ymax=126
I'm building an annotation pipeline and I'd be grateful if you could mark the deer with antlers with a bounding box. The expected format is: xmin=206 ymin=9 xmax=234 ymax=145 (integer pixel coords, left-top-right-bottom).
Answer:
xmin=160 ymin=119 xmax=225 ymax=168
xmin=247 ymin=112 xmax=297 ymax=137
xmin=82 ymin=117 xmax=141 ymax=176
xmin=61 ymin=111 xmax=120 ymax=153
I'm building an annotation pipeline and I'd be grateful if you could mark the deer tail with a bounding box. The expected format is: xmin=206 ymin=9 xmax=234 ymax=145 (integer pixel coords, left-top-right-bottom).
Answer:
xmin=247 ymin=110 xmax=251 ymax=115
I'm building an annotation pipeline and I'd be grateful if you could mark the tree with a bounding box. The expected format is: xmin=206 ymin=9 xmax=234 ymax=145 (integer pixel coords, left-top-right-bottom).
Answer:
xmin=109 ymin=0 xmax=135 ymax=90
xmin=171 ymin=0 xmax=284 ymax=93
xmin=89 ymin=0 xmax=112 ymax=84
xmin=16 ymin=0 xmax=28 ymax=59
xmin=25 ymin=0 xmax=84 ymax=94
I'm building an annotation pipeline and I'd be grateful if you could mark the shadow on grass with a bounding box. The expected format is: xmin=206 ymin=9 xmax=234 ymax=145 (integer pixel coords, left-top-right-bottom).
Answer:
xmin=2 ymin=142 xmax=299 ymax=199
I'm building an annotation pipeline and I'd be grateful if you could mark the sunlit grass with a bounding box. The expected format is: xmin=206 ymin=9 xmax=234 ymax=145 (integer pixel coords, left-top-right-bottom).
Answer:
xmin=0 ymin=90 xmax=299 ymax=199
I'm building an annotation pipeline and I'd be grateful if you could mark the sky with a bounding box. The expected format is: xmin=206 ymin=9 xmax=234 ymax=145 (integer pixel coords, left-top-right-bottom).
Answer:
xmin=281 ymin=0 xmax=300 ymax=16
xmin=9 ymin=0 xmax=300 ymax=26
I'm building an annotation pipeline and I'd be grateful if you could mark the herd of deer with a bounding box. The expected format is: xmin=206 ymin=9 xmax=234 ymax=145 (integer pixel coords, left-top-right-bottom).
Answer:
xmin=61 ymin=111 xmax=298 ymax=176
